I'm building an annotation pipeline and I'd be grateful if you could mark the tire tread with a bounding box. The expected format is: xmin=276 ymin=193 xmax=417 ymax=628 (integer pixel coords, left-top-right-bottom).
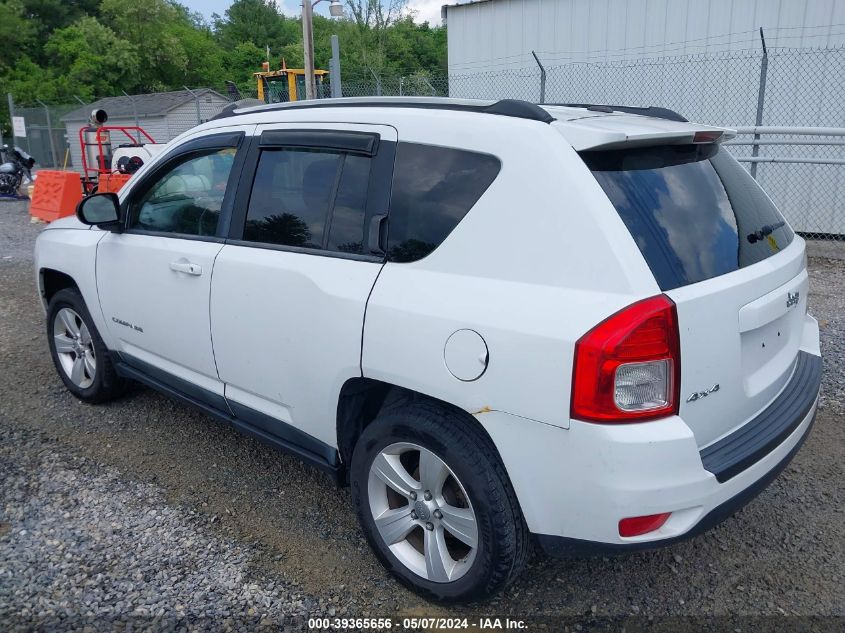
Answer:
xmin=352 ymin=397 xmax=531 ymax=602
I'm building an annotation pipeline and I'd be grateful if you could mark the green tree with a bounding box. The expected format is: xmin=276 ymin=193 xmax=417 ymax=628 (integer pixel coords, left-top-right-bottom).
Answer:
xmin=45 ymin=17 xmax=139 ymax=100
xmin=169 ymin=6 xmax=225 ymax=89
xmin=0 ymin=1 xmax=36 ymax=72
xmin=344 ymin=0 xmax=409 ymax=75
xmin=0 ymin=56 xmax=57 ymax=104
xmin=222 ymin=41 xmax=267 ymax=94
xmin=384 ymin=17 xmax=446 ymax=72
xmin=100 ymin=0 xmax=221 ymax=91
xmin=18 ymin=0 xmax=100 ymax=59
xmin=0 ymin=0 xmax=449 ymax=115
xmin=213 ymin=0 xmax=299 ymax=53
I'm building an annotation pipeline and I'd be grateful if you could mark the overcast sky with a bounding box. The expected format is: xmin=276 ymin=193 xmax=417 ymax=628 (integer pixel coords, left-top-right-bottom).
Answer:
xmin=182 ymin=0 xmax=444 ymax=27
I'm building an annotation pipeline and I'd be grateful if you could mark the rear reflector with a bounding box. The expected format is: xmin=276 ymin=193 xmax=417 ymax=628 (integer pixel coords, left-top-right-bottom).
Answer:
xmin=618 ymin=512 xmax=671 ymax=537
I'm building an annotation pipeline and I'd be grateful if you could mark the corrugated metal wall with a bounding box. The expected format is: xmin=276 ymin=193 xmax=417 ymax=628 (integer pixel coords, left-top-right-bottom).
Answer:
xmin=444 ymin=0 xmax=845 ymax=235
xmin=446 ymin=0 xmax=845 ymax=72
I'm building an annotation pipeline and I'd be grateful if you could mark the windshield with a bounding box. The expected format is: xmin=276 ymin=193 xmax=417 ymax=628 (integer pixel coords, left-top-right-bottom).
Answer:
xmin=581 ymin=144 xmax=794 ymax=291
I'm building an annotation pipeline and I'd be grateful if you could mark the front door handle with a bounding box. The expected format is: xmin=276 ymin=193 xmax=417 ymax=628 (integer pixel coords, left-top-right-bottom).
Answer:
xmin=170 ymin=260 xmax=203 ymax=276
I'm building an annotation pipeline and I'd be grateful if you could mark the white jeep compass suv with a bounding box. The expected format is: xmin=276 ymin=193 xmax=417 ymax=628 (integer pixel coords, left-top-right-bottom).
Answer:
xmin=35 ymin=97 xmax=822 ymax=603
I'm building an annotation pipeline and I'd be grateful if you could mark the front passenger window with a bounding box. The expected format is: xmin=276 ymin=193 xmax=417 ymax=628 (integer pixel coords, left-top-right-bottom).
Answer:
xmin=129 ymin=148 xmax=235 ymax=236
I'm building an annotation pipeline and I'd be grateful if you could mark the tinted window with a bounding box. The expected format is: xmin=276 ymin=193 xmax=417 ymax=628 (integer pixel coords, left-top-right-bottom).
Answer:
xmin=582 ymin=144 xmax=793 ymax=291
xmin=387 ymin=143 xmax=500 ymax=262
xmin=244 ymin=148 xmax=371 ymax=252
xmin=130 ymin=149 xmax=235 ymax=236
xmin=328 ymin=154 xmax=370 ymax=254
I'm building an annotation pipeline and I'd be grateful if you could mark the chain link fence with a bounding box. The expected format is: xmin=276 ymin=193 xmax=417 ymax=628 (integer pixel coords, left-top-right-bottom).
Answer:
xmin=5 ymin=102 xmax=81 ymax=170
xmin=6 ymin=45 xmax=844 ymax=239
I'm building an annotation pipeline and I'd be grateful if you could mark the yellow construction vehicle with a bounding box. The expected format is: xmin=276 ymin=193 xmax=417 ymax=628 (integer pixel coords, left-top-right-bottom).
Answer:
xmin=254 ymin=59 xmax=329 ymax=103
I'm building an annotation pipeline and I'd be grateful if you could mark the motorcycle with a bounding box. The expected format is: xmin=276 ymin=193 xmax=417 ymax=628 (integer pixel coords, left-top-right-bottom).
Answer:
xmin=0 ymin=145 xmax=36 ymax=199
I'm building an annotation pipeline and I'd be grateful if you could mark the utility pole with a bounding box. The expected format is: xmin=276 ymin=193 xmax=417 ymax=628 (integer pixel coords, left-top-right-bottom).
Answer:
xmin=330 ymin=34 xmax=343 ymax=98
xmin=302 ymin=0 xmax=316 ymax=100
xmin=302 ymin=0 xmax=343 ymax=100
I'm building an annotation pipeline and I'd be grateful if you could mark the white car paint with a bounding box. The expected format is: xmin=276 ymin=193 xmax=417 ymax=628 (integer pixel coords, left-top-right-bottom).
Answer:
xmin=35 ymin=97 xmax=821 ymax=551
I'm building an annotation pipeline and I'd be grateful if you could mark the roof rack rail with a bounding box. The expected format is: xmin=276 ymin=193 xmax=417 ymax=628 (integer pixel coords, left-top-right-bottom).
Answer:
xmin=482 ymin=99 xmax=555 ymax=123
xmin=210 ymin=97 xmax=555 ymax=124
xmin=556 ymin=104 xmax=688 ymax=123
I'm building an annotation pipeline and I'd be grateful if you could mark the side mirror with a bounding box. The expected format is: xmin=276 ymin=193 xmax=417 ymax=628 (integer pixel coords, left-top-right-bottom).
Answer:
xmin=76 ymin=193 xmax=122 ymax=230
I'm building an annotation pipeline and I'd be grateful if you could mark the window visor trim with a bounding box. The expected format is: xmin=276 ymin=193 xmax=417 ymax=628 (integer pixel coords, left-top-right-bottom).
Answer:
xmin=259 ymin=129 xmax=379 ymax=156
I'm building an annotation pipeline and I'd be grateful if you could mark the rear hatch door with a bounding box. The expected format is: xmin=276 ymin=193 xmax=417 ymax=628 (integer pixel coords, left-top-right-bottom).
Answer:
xmin=579 ymin=137 xmax=807 ymax=448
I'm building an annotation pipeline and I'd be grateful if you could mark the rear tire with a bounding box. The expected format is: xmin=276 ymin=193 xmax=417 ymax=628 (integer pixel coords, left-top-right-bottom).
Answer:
xmin=47 ymin=288 xmax=125 ymax=403
xmin=351 ymin=400 xmax=530 ymax=603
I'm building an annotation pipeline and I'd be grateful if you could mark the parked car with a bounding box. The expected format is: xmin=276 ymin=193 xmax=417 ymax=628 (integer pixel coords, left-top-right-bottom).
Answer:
xmin=35 ymin=97 xmax=822 ymax=603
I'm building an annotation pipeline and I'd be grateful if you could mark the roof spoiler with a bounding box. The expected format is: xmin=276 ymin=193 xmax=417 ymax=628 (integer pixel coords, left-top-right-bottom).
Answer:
xmin=554 ymin=118 xmax=736 ymax=152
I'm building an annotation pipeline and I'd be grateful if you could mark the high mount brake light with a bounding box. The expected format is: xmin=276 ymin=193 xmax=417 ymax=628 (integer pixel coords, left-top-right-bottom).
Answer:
xmin=571 ymin=295 xmax=680 ymax=423
xmin=693 ymin=130 xmax=723 ymax=143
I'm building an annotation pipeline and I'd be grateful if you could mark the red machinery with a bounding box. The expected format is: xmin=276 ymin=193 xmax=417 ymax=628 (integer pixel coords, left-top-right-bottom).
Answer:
xmin=30 ymin=108 xmax=159 ymax=222
xmin=78 ymin=110 xmax=155 ymax=194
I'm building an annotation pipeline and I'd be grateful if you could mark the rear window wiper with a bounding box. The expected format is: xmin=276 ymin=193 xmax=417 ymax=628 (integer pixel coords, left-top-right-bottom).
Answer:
xmin=747 ymin=221 xmax=785 ymax=244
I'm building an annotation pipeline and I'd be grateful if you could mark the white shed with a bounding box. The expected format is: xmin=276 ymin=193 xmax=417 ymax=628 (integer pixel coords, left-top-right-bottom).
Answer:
xmin=61 ymin=89 xmax=230 ymax=170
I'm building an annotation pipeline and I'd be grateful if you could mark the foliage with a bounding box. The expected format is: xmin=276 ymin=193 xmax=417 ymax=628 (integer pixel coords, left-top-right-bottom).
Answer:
xmin=0 ymin=1 xmax=36 ymax=74
xmin=0 ymin=0 xmax=447 ymax=133
xmin=45 ymin=17 xmax=140 ymax=100
xmin=344 ymin=0 xmax=408 ymax=74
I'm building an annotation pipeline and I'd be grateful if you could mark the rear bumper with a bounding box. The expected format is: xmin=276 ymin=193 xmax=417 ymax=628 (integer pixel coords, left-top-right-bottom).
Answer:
xmin=476 ymin=351 xmax=821 ymax=552
xmin=535 ymin=404 xmax=817 ymax=556
xmin=699 ymin=351 xmax=821 ymax=483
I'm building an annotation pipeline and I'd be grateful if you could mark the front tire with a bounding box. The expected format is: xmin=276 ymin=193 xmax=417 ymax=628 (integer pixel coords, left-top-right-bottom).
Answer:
xmin=351 ymin=401 xmax=530 ymax=603
xmin=47 ymin=288 xmax=125 ymax=403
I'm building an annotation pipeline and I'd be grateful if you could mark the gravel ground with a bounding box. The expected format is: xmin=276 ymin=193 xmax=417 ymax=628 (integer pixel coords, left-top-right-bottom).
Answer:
xmin=0 ymin=424 xmax=312 ymax=631
xmin=1 ymin=200 xmax=844 ymax=630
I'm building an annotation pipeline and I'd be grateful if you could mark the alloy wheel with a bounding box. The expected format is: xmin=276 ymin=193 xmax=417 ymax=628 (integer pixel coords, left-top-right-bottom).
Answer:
xmin=53 ymin=307 xmax=96 ymax=389
xmin=367 ymin=442 xmax=478 ymax=583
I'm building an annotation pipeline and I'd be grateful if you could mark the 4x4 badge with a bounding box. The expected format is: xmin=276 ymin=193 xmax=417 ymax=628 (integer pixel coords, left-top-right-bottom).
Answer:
xmin=787 ymin=291 xmax=800 ymax=308
xmin=687 ymin=384 xmax=720 ymax=403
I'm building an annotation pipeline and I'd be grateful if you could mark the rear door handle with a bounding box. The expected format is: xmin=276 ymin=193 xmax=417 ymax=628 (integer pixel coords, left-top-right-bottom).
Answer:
xmin=170 ymin=260 xmax=203 ymax=276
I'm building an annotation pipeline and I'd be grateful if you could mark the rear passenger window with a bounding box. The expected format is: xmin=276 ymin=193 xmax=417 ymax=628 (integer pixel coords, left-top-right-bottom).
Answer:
xmin=387 ymin=143 xmax=500 ymax=262
xmin=244 ymin=148 xmax=371 ymax=253
xmin=328 ymin=154 xmax=370 ymax=253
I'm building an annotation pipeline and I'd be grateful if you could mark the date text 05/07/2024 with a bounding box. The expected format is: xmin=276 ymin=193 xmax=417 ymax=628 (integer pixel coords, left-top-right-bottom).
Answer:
xmin=307 ymin=617 xmax=528 ymax=630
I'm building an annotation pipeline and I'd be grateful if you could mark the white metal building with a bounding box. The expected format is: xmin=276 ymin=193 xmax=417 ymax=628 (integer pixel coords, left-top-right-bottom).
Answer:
xmin=441 ymin=0 xmax=845 ymax=236
xmin=61 ymin=89 xmax=229 ymax=170
xmin=442 ymin=0 xmax=845 ymax=72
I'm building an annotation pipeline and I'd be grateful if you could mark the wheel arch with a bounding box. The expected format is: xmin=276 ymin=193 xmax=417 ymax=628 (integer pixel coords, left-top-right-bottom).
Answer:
xmin=335 ymin=378 xmax=506 ymax=486
xmin=40 ymin=268 xmax=80 ymax=306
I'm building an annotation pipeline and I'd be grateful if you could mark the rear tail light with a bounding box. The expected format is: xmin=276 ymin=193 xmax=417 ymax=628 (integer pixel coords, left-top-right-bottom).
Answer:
xmin=571 ymin=295 xmax=680 ymax=423
xmin=619 ymin=512 xmax=672 ymax=537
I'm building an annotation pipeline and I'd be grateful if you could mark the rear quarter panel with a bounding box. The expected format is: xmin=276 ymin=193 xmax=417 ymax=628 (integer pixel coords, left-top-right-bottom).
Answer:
xmin=363 ymin=114 xmax=660 ymax=428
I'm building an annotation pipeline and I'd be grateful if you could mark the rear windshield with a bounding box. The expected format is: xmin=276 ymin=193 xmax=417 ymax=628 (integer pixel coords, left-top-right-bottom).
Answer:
xmin=582 ymin=144 xmax=794 ymax=291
